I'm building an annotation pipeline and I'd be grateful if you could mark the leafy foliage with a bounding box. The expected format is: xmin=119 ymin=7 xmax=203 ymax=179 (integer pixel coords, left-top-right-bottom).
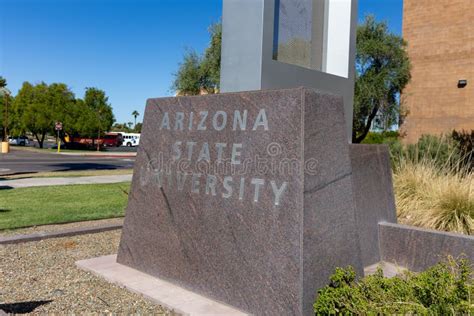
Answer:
xmin=12 ymin=82 xmax=114 ymax=147
xmin=0 ymin=75 xmax=13 ymax=141
xmin=172 ymin=50 xmax=203 ymax=95
xmin=13 ymin=82 xmax=53 ymax=147
xmin=353 ymin=15 xmax=411 ymax=143
xmin=361 ymin=131 xmax=399 ymax=144
xmin=200 ymin=23 xmax=222 ymax=92
xmin=172 ymin=23 xmax=221 ymax=95
xmin=81 ymin=87 xmax=115 ymax=138
xmin=314 ymin=258 xmax=473 ymax=315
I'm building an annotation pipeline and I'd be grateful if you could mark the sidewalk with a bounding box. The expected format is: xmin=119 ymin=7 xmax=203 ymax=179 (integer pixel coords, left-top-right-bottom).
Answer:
xmin=0 ymin=174 xmax=133 ymax=189
xmin=12 ymin=146 xmax=137 ymax=158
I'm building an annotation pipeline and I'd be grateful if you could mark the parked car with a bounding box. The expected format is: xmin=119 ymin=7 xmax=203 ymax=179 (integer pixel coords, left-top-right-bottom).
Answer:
xmin=102 ymin=133 xmax=123 ymax=147
xmin=8 ymin=136 xmax=30 ymax=146
xmin=121 ymin=133 xmax=140 ymax=147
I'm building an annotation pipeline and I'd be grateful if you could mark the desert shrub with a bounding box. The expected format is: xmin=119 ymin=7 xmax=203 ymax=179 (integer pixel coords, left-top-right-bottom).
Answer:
xmin=365 ymin=133 xmax=466 ymax=171
xmin=390 ymin=134 xmax=462 ymax=170
xmin=314 ymin=258 xmax=473 ymax=315
xmin=452 ymin=130 xmax=474 ymax=171
xmin=394 ymin=155 xmax=473 ymax=235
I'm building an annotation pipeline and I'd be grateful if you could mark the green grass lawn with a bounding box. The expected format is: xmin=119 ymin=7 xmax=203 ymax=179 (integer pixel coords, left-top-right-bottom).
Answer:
xmin=0 ymin=182 xmax=130 ymax=230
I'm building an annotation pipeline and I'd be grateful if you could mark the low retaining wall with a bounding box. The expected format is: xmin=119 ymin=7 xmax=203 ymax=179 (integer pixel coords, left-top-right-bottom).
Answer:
xmin=350 ymin=144 xmax=397 ymax=267
xmin=379 ymin=222 xmax=474 ymax=272
xmin=0 ymin=223 xmax=123 ymax=245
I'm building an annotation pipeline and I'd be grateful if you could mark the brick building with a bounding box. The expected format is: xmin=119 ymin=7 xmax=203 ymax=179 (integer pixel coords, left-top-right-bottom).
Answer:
xmin=401 ymin=0 xmax=473 ymax=143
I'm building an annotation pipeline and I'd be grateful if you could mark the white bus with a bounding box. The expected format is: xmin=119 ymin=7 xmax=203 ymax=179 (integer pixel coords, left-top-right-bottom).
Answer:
xmin=121 ymin=133 xmax=141 ymax=147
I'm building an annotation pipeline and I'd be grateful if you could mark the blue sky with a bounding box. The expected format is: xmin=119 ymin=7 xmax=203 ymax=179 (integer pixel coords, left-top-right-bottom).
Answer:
xmin=0 ymin=0 xmax=403 ymax=124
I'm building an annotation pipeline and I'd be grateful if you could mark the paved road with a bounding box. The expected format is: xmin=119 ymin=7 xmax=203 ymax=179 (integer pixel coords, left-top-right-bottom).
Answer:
xmin=0 ymin=174 xmax=133 ymax=189
xmin=0 ymin=149 xmax=135 ymax=176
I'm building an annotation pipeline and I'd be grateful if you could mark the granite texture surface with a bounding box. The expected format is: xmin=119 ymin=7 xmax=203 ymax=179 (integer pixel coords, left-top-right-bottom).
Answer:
xmin=379 ymin=222 xmax=474 ymax=272
xmin=349 ymin=144 xmax=397 ymax=267
xmin=117 ymin=88 xmax=363 ymax=315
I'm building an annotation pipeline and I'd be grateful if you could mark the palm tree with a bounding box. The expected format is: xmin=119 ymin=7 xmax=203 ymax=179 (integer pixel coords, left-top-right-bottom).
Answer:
xmin=132 ymin=110 xmax=140 ymax=128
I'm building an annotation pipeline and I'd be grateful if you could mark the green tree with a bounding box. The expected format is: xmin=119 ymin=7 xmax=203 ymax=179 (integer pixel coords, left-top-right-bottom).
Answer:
xmin=13 ymin=82 xmax=52 ymax=148
xmin=111 ymin=122 xmax=131 ymax=132
xmin=13 ymin=82 xmax=78 ymax=148
xmin=172 ymin=22 xmax=221 ymax=95
xmin=200 ymin=23 xmax=222 ymax=93
xmin=133 ymin=122 xmax=142 ymax=133
xmin=0 ymin=76 xmax=9 ymax=141
xmin=0 ymin=77 xmax=15 ymax=141
xmin=47 ymin=83 xmax=76 ymax=143
xmin=352 ymin=15 xmax=411 ymax=143
xmin=83 ymin=87 xmax=115 ymax=148
xmin=132 ymin=110 xmax=140 ymax=127
xmin=172 ymin=50 xmax=203 ymax=95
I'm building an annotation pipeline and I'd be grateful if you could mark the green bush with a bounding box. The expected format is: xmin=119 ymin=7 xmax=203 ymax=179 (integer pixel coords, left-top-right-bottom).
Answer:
xmin=362 ymin=131 xmax=400 ymax=144
xmin=314 ymin=258 xmax=473 ymax=315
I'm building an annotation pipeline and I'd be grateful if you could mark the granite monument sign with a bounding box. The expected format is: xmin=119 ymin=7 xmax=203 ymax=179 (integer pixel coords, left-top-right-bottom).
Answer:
xmin=78 ymin=1 xmax=473 ymax=315
xmin=117 ymin=88 xmax=363 ymax=315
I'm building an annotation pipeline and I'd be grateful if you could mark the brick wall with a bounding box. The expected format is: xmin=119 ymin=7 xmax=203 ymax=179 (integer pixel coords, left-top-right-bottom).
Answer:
xmin=401 ymin=0 xmax=474 ymax=143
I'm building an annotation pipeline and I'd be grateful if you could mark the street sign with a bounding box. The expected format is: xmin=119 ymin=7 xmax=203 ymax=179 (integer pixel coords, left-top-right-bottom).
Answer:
xmin=55 ymin=122 xmax=63 ymax=131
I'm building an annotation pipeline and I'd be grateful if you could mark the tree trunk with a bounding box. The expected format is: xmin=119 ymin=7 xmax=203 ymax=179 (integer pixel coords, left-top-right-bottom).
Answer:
xmin=353 ymin=103 xmax=380 ymax=143
xmin=34 ymin=133 xmax=41 ymax=148
xmin=34 ymin=132 xmax=46 ymax=148
xmin=40 ymin=132 xmax=46 ymax=149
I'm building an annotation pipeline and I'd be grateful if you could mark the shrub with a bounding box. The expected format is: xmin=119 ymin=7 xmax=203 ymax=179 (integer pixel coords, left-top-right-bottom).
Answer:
xmin=314 ymin=258 xmax=473 ymax=315
xmin=390 ymin=134 xmax=462 ymax=170
xmin=452 ymin=130 xmax=474 ymax=171
xmin=362 ymin=131 xmax=400 ymax=144
xmin=394 ymin=154 xmax=473 ymax=235
xmin=392 ymin=134 xmax=473 ymax=235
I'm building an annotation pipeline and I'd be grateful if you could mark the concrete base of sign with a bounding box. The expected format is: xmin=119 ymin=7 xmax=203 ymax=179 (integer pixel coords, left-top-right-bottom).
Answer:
xmin=76 ymin=255 xmax=406 ymax=315
xmin=76 ymin=255 xmax=248 ymax=316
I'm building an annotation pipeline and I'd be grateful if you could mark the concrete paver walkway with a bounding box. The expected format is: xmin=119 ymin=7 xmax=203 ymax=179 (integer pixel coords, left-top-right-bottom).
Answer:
xmin=0 ymin=174 xmax=132 ymax=189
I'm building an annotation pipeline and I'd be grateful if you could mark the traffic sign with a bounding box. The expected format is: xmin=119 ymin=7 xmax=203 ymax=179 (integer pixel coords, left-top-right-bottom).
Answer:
xmin=55 ymin=122 xmax=63 ymax=131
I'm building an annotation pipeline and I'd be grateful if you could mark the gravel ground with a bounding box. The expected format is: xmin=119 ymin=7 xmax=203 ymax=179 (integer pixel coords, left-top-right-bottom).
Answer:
xmin=0 ymin=230 xmax=175 ymax=315
xmin=0 ymin=218 xmax=124 ymax=237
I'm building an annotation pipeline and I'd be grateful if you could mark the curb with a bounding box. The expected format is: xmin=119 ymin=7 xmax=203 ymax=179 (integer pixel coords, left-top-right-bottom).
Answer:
xmin=58 ymin=152 xmax=137 ymax=158
xmin=0 ymin=223 xmax=123 ymax=245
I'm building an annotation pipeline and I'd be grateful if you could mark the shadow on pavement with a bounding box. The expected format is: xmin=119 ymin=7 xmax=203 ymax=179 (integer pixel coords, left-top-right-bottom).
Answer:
xmin=0 ymin=300 xmax=53 ymax=314
xmin=0 ymin=172 xmax=39 ymax=180
xmin=50 ymin=163 xmax=128 ymax=172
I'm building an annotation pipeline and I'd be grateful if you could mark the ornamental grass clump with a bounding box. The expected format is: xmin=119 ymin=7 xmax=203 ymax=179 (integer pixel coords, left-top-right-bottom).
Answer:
xmin=314 ymin=258 xmax=473 ymax=315
xmin=392 ymin=136 xmax=473 ymax=235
